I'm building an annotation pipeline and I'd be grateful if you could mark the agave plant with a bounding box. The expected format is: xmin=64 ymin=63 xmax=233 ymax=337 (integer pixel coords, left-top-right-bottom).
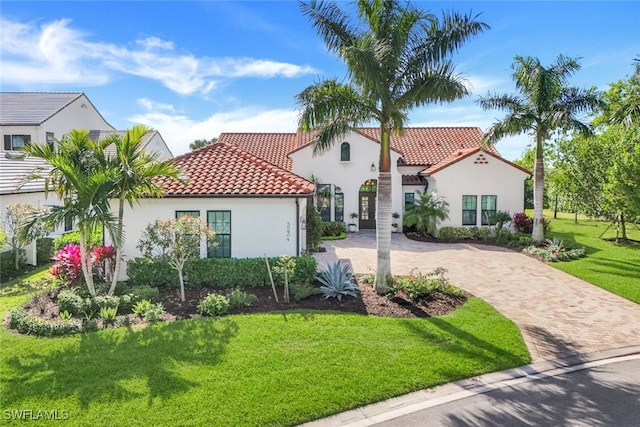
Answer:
xmin=316 ymin=261 xmax=359 ymax=301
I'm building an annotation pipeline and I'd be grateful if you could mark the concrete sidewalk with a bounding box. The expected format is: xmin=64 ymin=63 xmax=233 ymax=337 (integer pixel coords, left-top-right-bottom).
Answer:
xmin=313 ymin=231 xmax=640 ymax=362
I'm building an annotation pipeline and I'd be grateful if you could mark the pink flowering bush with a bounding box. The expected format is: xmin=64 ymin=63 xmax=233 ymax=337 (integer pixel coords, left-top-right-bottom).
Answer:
xmin=512 ymin=212 xmax=533 ymax=233
xmin=92 ymin=245 xmax=115 ymax=263
xmin=51 ymin=244 xmax=117 ymax=285
xmin=50 ymin=244 xmax=83 ymax=285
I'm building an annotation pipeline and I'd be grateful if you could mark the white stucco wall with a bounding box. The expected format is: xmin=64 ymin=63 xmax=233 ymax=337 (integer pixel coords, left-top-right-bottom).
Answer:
xmin=0 ymin=191 xmax=67 ymax=265
xmin=110 ymin=196 xmax=308 ymax=280
xmin=429 ymin=154 xmax=530 ymax=228
xmin=289 ymin=132 xmax=404 ymax=226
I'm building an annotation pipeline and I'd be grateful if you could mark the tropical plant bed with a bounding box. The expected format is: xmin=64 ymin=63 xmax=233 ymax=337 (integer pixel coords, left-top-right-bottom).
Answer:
xmin=9 ymin=278 xmax=469 ymax=335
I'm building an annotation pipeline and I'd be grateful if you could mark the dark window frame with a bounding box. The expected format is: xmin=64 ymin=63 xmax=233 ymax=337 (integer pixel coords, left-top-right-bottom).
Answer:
xmin=207 ymin=210 xmax=231 ymax=258
xmin=334 ymin=189 xmax=344 ymax=222
xmin=340 ymin=142 xmax=350 ymax=162
xmin=404 ymin=192 xmax=415 ymax=211
xmin=462 ymin=195 xmax=477 ymax=226
xmin=4 ymin=134 xmax=31 ymax=151
xmin=46 ymin=132 xmax=55 ymax=150
xmin=481 ymin=195 xmax=497 ymax=225
xmin=316 ymin=184 xmax=332 ymax=222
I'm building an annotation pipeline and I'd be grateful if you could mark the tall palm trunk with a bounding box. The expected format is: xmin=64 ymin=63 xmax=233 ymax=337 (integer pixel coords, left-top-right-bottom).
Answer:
xmin=108 ymin=197 xmax=125 ymax=296
xmin=375 ymin=125 xmax=392 ymax=294
xmin=79 ymin=228 xmax=96 ymax=297
xmin=532 ymin=132 xmax=546 ymax=242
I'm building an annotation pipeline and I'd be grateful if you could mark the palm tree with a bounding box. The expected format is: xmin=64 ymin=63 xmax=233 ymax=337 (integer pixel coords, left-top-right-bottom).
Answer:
xmin=105 ymin=125 xmax=180 ymax=296
xmin=297 ymin=0 xmax=488 ymax=294
xmin=403 ymin=191 xmax=449 ymax=237
xmin=477 ymin=55 xmax=603 ymax=241
xmin=23 ymin=129 xmax=118 ymax=297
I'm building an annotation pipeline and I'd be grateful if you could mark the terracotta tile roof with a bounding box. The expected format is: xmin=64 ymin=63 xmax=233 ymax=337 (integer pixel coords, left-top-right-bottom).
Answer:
xmin=422 ymin=147 xmax=532 ymax=176
xmin=219 ymin=127 xmax=500 ymax=170
xmin=217 ymin=132 xmax=313 ymax=170
xmin=156 ymin=142 xmax=314 ymax=197
xmin=356 ymin=127 xmax=499 ymax=166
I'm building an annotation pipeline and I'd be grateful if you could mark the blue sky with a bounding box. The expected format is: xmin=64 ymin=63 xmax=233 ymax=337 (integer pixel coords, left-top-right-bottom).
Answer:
xmin=1 ymin=1 xmax=638 ymax=160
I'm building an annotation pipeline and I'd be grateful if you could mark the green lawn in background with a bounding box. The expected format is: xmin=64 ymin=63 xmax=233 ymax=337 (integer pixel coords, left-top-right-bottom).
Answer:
xmin=0 ymin=280 xmax=528 ymax=426
xmin=544 ymin=210 xmax=640 ymax=304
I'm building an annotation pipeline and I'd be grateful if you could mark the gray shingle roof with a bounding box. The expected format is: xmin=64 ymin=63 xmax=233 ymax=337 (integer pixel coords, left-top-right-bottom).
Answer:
xmin=0 ymin=92 xmax=84 ymax=125
xmin=0 ymin=154 xmax=52 ymax=195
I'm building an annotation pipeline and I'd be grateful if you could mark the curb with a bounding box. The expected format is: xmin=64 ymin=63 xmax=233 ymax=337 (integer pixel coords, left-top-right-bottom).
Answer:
xmin=300 ymin=345 xmax=640 ymax=427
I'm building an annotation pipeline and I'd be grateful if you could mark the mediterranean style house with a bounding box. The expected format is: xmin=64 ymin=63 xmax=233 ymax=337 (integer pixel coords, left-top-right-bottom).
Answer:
xmin=110 ymin=127 xmax=530 ymax=280
xmin=0 ymin=92 xmax=172 ymax=264
xmin=218 ymin=128 xmax=531 ymax=230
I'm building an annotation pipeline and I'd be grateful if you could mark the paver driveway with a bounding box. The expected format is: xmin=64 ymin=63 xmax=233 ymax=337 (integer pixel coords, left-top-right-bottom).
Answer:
xmin=314 ymin=231 xmax=640 ymax=362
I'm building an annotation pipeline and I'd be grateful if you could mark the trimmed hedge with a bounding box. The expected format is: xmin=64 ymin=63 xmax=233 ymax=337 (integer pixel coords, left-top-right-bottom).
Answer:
xmin=36 ymin=238 xmax=54 ymax=264
xmin=127 ymin=256 xmax=317 ymax=289
xmin=0 ymin=249 xmax=25 ymax=278
xmin=10 ymin=307 xmax=85 ymax=337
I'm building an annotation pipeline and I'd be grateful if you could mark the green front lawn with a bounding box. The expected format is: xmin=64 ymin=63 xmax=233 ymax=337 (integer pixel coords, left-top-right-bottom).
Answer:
xmin=1 ymin=280 xmax=529 ymax=426
xmin=546 ymin=211 xmax=640 ymax=304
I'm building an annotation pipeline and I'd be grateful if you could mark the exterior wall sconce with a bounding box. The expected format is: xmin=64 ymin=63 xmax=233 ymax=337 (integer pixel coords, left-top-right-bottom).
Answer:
xmin=370 ymin=162 xmax=376 ymax=172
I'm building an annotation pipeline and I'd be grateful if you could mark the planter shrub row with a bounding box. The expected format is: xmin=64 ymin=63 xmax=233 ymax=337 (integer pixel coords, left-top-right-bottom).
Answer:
xmin=127 ymin=256 xmax=317 ymax=289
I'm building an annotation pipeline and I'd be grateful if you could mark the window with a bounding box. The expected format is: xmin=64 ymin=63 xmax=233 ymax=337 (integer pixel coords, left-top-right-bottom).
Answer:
xmin=404 ymin=192 xmax=415 ymax=211
xmin=334 ymin=188 xmax=344 ymax=222
xmin=3 ymin=135 xmax=31 ymax=151
xmin=64 ymin=215 xmax=73 ymax=232
xmin=207 ymin=211 xmax=231 ymax=258
xmin=462 ymin=195 xmax=477 ymax=225
xmin=316 ymin=184 xmax=331 ymax=221
xmin=46 ymin=132 xmax=55 ymax=150
xmin=340 ymin=142 xmax=350 ymax=161
xmin=175 ymin=210 xmax=200 ymax=219
xmin=481 ymin=195 xmax=497 ymax=225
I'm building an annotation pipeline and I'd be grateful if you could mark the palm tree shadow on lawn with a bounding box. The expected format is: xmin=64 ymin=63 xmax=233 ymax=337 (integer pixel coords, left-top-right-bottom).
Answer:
xmin=2 ymin=317 xmax=238 ymax=409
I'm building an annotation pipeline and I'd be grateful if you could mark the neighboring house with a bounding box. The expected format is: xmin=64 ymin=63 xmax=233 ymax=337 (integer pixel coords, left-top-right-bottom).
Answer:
xmin=219 ymin=127 xmax=531 ymax=230
xmin=90 ymin=130 xmax=173 ymax=160
xmin=0 ymin=92 xmax=172 ymax=265
xmin=111 ymin=142 xmax=314 ymax=280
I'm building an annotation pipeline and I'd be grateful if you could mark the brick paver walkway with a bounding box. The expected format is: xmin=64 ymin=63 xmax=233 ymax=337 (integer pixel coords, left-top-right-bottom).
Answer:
xmin=314 ymin=231 xmax=640 ymax=362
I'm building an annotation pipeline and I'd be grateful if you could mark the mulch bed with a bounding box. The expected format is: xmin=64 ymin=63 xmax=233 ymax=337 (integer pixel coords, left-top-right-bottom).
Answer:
xmin=18 ymin=277 xmax=468 ymax=327
xmin=161 ymin=279 xmax=468 ymax=320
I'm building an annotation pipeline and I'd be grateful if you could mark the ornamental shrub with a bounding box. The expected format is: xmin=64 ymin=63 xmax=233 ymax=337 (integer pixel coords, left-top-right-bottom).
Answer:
xmin=50 ymin=244 xmax=83 ymax=285
xmin=57 ymin=288 xmax=85 ymax=315
xmin=321 ymin=221 xmax=346 ymax=237
xmin=10 ymin=307 xmax=84 ymax=337
xmin=197 ymin=293 xmax=230 ymax=317
xmin=227 ymin=287 xmax=257 ymax=309
xmin=53 ymin=228 xmax=103 ymax=252
xmin=306 ymin=207 xmax=323 ymax=251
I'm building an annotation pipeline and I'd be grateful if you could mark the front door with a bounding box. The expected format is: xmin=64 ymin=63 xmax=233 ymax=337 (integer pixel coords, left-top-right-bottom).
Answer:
xmin=359 ymin=192 xmax=376 ymax=229
xmin=358 ymin=179 xmax=377 ymax=229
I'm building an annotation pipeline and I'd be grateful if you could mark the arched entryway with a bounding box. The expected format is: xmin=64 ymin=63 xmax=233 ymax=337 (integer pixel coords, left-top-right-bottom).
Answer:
xmin=359 ymin=179 xmax=377 ymax=229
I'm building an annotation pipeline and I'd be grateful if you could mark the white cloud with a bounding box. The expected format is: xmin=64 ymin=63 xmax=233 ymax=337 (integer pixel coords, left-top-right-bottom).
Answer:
xmin=137 ymin=98 xmax=175 ymax=113
xmin=0 ymin=18 xmax=111 ymax=85
xmin=0 ymin=18 xmax=316 ymax=94
xmin=129 ymin=105 xmax=298 ymax=155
